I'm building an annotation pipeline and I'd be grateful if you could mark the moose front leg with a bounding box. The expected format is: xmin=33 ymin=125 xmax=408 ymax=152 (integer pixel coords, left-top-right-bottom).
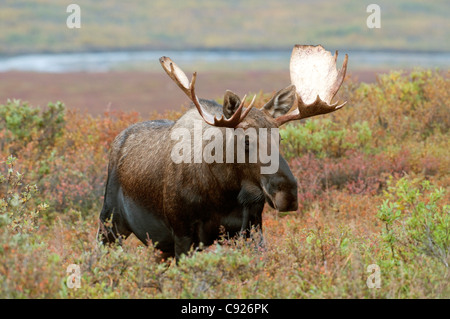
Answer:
xmin=238 ymin=182 xmax=265 ymax=238
xmin=240 ymin=206 xmax=250 ymax=235
xmin=240 ymin=200 xmax=265 ymax=249
xmin=174 ymin=234 xmax=194 ymax=261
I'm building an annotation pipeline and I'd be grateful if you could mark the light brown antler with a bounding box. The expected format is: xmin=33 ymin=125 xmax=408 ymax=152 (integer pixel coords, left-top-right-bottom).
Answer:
xmin=275 ymin=45 xmax=348 ymax=126
xmin=159 ymin=56 xmax=255 ymax=128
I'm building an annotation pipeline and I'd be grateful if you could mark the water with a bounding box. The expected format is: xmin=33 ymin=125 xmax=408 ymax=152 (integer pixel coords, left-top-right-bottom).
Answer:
xmin=0 ymin=50 xmax=448 ymax=73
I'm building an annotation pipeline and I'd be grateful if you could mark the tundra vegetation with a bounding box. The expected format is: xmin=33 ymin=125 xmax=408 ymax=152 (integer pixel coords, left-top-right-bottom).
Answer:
xmin=0 ymin=69 xmax=449 ymax=298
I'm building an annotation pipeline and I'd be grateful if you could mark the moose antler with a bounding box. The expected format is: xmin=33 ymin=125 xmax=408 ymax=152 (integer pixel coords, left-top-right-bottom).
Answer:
xmin=160 ymin=56 xmax=255 ymax=128
xmin=275 ymin=45 xmax=348 ymax=126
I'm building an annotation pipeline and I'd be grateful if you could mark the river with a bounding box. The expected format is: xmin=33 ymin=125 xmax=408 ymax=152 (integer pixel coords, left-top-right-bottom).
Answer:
xmin=0 ymin=50 xmax=449 ymax=73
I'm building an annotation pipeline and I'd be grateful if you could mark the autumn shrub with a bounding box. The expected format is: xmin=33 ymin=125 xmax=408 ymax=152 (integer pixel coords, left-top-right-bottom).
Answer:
xmin=287 ymin=149 xmax=413 ymax=211
xmin=335 ymin=69 xmax=449 ymax=144
xmin=0 ymin=155 xmax=59 ymax=298
xmin=0 ymin=102 xmax=145 ymax=215
xmin=0 ymin=69 xmax=448 ymax=298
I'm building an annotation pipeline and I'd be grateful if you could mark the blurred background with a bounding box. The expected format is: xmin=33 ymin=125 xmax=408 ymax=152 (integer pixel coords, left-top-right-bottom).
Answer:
xmin=0 ymin=0 xmax=449 ymax=115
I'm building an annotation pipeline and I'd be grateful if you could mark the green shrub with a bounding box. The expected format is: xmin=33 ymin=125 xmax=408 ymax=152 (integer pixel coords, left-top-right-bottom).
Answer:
xmin=0 ymin=99 xmax=65 ymax=156
xmin=0 ymin=155 xmax=48 ymax=234
xmin=349 ymin=69 xmax=449 ymax=142
xmin=378 ymin=176 xmax=449 ymax=267
xmin=280 ymin=119 xmax=373 ymax=160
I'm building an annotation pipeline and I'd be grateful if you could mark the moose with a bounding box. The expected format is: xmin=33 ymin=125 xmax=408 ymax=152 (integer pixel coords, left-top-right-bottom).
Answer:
xmin=98 ymin=45 xmax=348 ymax=260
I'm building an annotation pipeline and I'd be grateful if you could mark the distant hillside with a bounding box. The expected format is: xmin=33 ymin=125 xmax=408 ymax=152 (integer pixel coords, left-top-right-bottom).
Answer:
xmin=0 ymin=0 xmax=448 ymax=54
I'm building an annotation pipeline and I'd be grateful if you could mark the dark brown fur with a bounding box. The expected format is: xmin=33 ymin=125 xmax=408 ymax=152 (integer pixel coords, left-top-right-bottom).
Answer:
xmin=98 ymin=87 xmax=298 ymax=260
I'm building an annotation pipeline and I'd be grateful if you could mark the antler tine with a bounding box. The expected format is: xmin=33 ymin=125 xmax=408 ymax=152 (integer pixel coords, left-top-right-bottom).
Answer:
xmin=187 ymin=70 xmax=216 ymax=126
xmin=239 ymin=94 xmax=257 ymax=121
xmin=160 ymin=56 xmax=254 ymax=128
xmin=330 ymin=52 xmax=348 ymax=101
xmin=160 ymin=56 xmax=190 ymax=95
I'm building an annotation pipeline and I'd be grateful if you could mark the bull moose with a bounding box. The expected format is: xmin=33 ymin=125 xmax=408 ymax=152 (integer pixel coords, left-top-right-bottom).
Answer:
xmin=98 ymin=45 xmax=348 ymax=260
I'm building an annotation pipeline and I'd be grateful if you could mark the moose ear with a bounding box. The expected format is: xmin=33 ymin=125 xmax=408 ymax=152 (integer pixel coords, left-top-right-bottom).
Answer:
xmin=223 ymin=90 xmax=242 ymax=119
xmin=263 ymin=85 xmax=297 ymax=118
